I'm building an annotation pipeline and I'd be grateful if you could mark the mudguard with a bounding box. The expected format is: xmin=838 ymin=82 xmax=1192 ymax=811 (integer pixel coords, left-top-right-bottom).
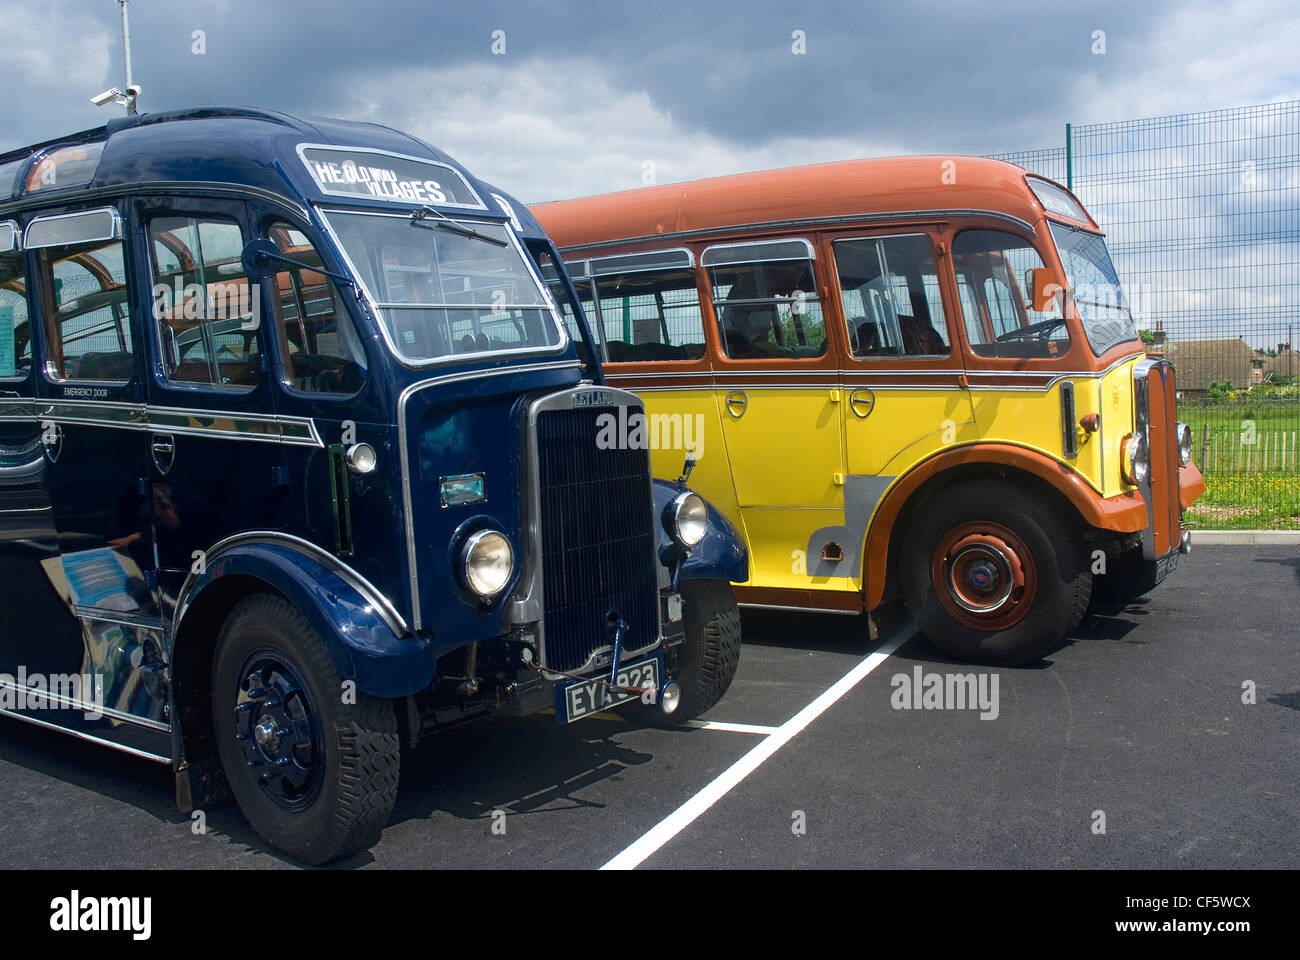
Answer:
xmin=173 ymin=538 xmax=434 ymax=699
xmin=652 ymin=479 xmax=749 ymax=584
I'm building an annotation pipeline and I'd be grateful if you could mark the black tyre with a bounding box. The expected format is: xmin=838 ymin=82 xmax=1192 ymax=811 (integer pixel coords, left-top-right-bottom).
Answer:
xmin=902 ymin=480 xmax=1092 ymax=666
xmin=212 ymin=594 xmax=399 ymax=864
xmin=636 ymin=579 xmax=742 ymax=724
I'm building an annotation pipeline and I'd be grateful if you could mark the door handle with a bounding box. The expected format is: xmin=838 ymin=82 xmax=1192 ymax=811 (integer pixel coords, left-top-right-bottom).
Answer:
xmin=151 ymin=434 xmax=175 ymax=474
xmin=848 ymin=388 xmax=875 ymax=419
xmin=724 ymin=390 xmax=748 ymax=419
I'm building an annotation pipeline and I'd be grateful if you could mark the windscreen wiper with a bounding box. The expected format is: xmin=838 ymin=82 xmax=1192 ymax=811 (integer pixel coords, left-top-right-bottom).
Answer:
xmin=410 ymin=205 xmax=508 ymax=246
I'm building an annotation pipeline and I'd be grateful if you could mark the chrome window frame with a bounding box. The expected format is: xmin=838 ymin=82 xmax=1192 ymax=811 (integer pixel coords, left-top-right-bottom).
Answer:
xmin=313 ymin=204 xmax=572 ymax=369
xmin=589 ymin=247 xmax=694 ymax=276
xmin=701 ymin=237 xmax=816 ymax=267
xmin=831 ymin=232 xmax=951 ymax=358
xmin=24 ymin=206 xmax=123 ymax=249
xmin=0 ymin=220 xmax=19 ymax=252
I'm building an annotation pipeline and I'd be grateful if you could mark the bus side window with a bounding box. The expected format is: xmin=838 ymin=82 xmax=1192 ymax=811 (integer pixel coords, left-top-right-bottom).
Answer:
xmin=38 ymin=237 xmax=134 ymax=382
xmin=702 ymin=240 xmax=826 ymax=360
xmin=590 ymin=268 xmax=705 ymax=363
xmin=148 ymin=217 xmax=259 ymax=388
xmin=265 ymin=222 xmax=367 ymax=395
xmin=951 ymin=230 xmax=1067 ymax=359
xmin=0 ymin=250 xmax=31 ymax=378
xmin=833 ymin=235 xmax=948 ymax=357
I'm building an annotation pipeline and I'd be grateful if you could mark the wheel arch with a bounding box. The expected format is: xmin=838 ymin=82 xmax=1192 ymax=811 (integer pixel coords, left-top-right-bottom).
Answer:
xmin=862 ymin=443 xmax=1140 ymax=610
xmin=169 ymin=536 xmax=435 ymax=778
xmin=652 ymin=478 xmax=749 ymax=584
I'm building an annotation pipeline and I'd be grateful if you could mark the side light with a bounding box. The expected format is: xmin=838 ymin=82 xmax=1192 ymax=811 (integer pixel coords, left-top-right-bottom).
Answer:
xmin=346 ymin=442 xmax=377 ymax=474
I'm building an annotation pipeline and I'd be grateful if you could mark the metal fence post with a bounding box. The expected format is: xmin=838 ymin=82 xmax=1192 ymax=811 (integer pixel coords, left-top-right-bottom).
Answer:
xmin=1065 ymin=122 xmax=1073 ymax=190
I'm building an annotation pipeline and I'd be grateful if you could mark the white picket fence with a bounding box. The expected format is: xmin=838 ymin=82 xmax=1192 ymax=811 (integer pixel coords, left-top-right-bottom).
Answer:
xmin=1198 ymin=427 xmax=1300 ymax=472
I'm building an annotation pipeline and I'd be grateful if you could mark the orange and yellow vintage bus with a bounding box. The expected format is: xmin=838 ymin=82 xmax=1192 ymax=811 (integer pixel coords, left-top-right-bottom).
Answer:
xmin=533 ymin=157 xmax=1205 ymax=665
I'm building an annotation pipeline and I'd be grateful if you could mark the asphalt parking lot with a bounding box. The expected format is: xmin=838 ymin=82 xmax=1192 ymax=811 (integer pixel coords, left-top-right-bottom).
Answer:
xmin=2 ymin=545 xmax=1296 ymax=870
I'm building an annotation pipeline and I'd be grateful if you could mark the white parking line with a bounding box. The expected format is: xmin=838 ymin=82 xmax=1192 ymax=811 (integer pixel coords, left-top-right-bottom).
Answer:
xmin=685 ymin=720 xmax=780 ymax=735
xmin=600 ymin=631 xmax=911 ymax=870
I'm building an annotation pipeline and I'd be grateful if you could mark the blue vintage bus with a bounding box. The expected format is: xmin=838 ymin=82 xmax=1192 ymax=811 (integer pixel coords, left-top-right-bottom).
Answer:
xmin=0 ymin=107 xmax=747 ymax=863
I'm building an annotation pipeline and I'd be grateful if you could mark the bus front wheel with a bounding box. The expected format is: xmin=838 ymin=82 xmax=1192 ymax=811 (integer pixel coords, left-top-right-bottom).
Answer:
xmin=632 ymin=579 xmax=742 ymax=725
xmin=212 ymin=594 xmax=399 ymax=865
xmin=902 ymin=481 xmax=1092 ymax=666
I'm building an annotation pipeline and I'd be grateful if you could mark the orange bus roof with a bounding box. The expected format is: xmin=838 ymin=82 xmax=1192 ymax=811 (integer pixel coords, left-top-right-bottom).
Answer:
xmin=533 ymin=155 xmax=1089 ymax=251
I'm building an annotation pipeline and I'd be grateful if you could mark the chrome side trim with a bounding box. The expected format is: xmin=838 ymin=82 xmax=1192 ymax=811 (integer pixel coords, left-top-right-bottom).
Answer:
xmin=173 ymin=530 xmax=409 ymax=638
xmin=0 ymin=678 xmax=170 ymax=732
xmin=0 ymin=705 xmax=171 ymax=763
xmin=0 ymin=399 xmax=324 ymax=447
xmin=72 ymin=606 xmax=166 ymax=632
xmin=0 ymin=181 xmax=310 ymax=222
xmin=559 ymin=208 xmax=1037 ymax=256
xmin=396 ymin=359 xmax=582 ymax=629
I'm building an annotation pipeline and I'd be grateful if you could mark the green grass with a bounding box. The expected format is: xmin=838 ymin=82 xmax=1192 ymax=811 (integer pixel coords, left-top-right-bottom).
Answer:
xmin=1175 ymin=401 xmax=1300 ymax=529
xmin=1184 ymin=473 xmax=1300 ymax=530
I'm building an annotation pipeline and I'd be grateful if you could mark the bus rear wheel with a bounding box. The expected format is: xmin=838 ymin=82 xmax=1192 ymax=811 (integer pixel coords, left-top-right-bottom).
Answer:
xmin=212 ymin=594 xmax=399 ymax=865
xmin=902 ymin=481 xmax=1092 ymax=666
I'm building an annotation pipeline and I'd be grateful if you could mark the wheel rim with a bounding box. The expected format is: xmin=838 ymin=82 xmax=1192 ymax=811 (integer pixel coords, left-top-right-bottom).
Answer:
xmin=931 ymin=521 xmax=1038 ymax=631
xmin=232 ymin=652 xmax=325 ymax=812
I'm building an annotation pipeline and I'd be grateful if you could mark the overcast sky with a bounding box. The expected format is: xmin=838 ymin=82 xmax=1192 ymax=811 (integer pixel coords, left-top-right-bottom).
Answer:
xmin=3 ymin=0 xmax=1298 ymax=203
xmin=3 ymin=0 xmax=1297 ymax=347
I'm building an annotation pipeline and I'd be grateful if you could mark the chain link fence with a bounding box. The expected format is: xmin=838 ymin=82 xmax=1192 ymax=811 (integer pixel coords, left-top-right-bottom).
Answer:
xmin=992 ymin=100 xmax=1300 ymax=529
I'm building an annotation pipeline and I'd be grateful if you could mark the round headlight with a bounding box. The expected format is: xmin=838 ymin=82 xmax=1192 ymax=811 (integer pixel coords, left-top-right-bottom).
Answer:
xmin=668 ymin=492 xmax=708 ymax=547
xmin=1176 ymin=422 xmax=1192 ymax=466
xmin=346 ymin=442 xmax=377 ymax=474
xmin=1121 ymin=432 xmax=1149 ymax=486
xmin=462 ymin=530 xmax=514 ymax=597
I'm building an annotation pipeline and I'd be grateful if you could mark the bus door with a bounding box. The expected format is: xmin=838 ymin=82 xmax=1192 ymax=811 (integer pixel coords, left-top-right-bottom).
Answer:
xmin=827 ymin=229 xmax=976 ymax=567
xmin=134 ymin=198 xmax=288 ymax=598
xmin=249 ymin=212 xmax=374 ymax=565
xmin=702 ymin=237 xmax=847 ymax=591
xmin=27 ymin=205 xmax=171 ymax=746
xmin=0 ymin=220 xmax=74 ymax=688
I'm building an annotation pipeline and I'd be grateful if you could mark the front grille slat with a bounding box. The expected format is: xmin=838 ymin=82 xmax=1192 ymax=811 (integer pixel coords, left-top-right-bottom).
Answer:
xmin=537 ymin=406 xmax=659 ymax=673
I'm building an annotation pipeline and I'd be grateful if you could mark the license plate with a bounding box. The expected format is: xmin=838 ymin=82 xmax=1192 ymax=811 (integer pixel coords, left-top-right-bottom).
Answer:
xmin=558 ymin=656 xmax=659 ymax=724
xmin=1154 ymin=551 xmax=1178 ymax=582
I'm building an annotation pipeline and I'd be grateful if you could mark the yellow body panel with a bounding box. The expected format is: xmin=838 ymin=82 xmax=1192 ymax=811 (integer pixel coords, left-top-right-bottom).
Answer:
xmin=843 ymin=388 xmax=977 ymax=476
xmin=627 ymin=354 xmax=1147 ymax=597
xmin=636 ymin=385 xmax=741 ymax=517
xmin=715 ymin=387 xmax=843 ymax=508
